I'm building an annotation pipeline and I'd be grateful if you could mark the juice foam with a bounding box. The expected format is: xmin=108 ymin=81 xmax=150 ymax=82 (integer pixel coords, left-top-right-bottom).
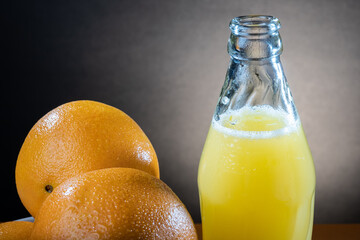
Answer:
xmin=213 ymin=106 xmax=298 ymax=139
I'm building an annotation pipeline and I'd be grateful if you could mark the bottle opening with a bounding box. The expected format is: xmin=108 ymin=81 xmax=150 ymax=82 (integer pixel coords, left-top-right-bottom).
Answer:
xmin=227 ymin=15 xmax=283 ymax=60
xmin=230 ymin=15 xmax=281 ymax=35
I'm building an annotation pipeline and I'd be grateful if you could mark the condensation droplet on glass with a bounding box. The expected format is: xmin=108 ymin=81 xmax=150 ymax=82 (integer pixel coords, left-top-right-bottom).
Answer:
xmin=221 ymin=96 xmax=230 ymax=105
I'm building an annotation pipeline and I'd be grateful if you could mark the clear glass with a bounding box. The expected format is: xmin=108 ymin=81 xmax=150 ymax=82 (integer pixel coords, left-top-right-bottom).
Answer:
xmin=198 ymin=15 xmax=316 ymax=240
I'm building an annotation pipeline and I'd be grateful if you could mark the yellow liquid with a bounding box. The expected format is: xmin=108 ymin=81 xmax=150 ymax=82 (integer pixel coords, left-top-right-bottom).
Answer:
xmin=198 ymin=107 xmax=315 ymax=240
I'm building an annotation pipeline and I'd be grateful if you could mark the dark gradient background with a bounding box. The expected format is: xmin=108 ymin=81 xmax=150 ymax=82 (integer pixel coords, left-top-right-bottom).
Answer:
xmin=2 ymin=0 xmax=360 ymax=223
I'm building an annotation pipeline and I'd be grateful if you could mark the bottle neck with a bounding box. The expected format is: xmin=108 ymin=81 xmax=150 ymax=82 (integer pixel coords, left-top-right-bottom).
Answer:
xmin=215 ymin=55 xmax=298 ymax=122
xmin=214 ymin=16 xmax=298 ymax=122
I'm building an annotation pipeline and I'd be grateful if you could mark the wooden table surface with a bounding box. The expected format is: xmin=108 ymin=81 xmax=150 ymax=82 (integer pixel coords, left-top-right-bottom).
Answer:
xmin=195 ymin=224 xmax=360 ymax=240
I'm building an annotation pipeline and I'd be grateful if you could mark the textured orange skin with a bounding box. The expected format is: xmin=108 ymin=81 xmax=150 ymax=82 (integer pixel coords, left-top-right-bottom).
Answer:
xmin=0 ymin=221 xmax=33 ymax=240
xmin=30 ymin=168 xmax=197 ymax=240
xmin=15 ymin=100 xmax=159 ymax=217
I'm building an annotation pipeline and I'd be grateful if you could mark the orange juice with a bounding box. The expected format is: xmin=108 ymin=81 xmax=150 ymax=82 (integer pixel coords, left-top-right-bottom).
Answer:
xmin=198 ymin=106 xmax=315 ymax=240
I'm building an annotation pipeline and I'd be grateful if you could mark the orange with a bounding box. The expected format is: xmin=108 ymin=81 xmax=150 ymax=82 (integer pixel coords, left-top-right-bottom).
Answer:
xmin=15 ymin=100 xmax=159 ymax=217
xmin=30 ymin=168 xmax=197 ymax=240
xmin=0 ymin=221 xmax=33 ymax=240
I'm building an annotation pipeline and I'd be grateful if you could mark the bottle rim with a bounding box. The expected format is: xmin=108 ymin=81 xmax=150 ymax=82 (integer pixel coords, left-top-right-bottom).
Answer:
xmin=230 ymin=15 xmax=281 ymax=35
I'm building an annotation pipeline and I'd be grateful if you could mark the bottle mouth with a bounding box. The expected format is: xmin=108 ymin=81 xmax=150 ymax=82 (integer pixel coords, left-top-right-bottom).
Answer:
xmin=230 ymin=15 xmax=281 ymax=35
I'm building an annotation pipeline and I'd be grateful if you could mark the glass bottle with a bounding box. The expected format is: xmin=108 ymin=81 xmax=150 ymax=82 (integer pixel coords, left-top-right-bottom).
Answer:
xmin=198 ymin=16 xmax=316 ymax=240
